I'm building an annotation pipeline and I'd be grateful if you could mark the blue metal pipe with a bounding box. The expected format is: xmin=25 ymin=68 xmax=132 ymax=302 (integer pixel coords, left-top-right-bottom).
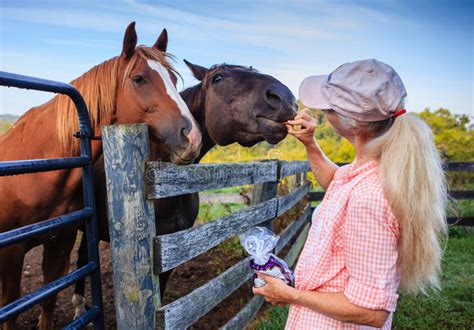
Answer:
xmin=80 ymin=136 xmax=105 ymax=329
xmin=0 ymin=262 xmax=96 ymax=323
xmin=0 ymin=156 xmax=91 ymax=177
xmin=0 ymin=71 xmax=93 ymax=137
xmin=63 ymin=306 xmax=100 ymax=330
xmin=0 ymin=208 xmax=93 ymax=248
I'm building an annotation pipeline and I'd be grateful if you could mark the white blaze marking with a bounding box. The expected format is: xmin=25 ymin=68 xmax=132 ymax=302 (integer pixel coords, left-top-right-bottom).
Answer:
xmin=146 ymin=60 xmax=200 ymax=144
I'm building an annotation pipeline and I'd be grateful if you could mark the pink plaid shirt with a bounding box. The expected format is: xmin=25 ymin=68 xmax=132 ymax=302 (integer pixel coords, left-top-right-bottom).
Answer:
xmin=286 ymin=160 xmax=401 ymax=329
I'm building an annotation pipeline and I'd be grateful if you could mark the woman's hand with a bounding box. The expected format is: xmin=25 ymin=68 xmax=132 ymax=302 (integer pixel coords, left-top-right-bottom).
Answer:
xmin=252 ymin=273 xmax=298 ymax=307
xmin=286 ymin=108 xmax=317 ymax=147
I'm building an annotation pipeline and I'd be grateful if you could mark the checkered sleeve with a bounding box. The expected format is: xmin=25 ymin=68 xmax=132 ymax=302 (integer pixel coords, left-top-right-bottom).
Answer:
xmin=343 ymin=192 xmax=399 ymax=312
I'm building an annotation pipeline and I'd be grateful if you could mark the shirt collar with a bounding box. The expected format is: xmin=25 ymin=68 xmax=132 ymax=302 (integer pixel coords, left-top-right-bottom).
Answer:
xmin=340 ymin=159 xmax=378 ymax=182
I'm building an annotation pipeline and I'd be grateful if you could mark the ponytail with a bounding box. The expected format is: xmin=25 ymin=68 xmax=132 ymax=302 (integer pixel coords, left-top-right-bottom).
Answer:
xmin=365 ymin=113 xmax=448 ymax=294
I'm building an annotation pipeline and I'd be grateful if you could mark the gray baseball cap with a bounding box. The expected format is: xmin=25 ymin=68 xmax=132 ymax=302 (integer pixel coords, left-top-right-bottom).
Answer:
xmin=299 ymin=59 xmax=407 ymax=122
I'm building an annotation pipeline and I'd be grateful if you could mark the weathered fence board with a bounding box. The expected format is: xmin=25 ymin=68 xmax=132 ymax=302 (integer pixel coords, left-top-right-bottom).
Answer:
xmin=147 ymin=160 xmax=278 ymax=199
xmin=153 ymin=200 xmax=278 ymax=273
xmin=446 ymin=162 xmax=474 ymax=172
xmin=449 ymin=190 xmax=474 ymax=200
xmin=103 ymin=124 xmax=160 ymax=330
xmin=220 ymin=295 xmax=264 ymax=330
xmin=156 ymin=257 xmax=252 ymax=329
xmin=280 ymin=160 xmax=310 ymax=178
xmin=448 ymin=217 xmax=474 ymax=226
xmin=277 ymin=183 xmax=310 ymax=216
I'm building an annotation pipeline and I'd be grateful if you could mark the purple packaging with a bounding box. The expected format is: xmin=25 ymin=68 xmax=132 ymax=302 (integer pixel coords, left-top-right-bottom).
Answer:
xmin=239 ymin=227 xmax=295 ymax=288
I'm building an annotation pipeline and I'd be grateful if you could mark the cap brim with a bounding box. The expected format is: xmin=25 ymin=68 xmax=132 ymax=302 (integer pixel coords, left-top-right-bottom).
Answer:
xmin=299 ymin=75 xmax=332 ymax=109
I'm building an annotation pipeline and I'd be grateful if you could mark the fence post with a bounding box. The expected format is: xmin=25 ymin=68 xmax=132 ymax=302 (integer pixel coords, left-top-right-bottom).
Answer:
xmin=251 ymin=160 xmax=279 ymax=230
xmin=102 ymin=124 xmax=159 ymax=330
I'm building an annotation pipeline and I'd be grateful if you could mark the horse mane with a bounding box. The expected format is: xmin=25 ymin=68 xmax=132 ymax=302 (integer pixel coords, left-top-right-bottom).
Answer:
xmin=180 ymin=83 xmax=205 ymax=120
xmin=55 ymin=46 xmax=176 ymax=153
xmin=204 ymin=64 xmax=258 ymax=84
xmin=208 ymin=63 xmax=257 ymax=73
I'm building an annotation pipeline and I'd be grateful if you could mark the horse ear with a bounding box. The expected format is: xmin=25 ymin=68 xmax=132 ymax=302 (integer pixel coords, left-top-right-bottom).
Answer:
xmin=183 ymin=59 xmax=208 ymax=81
xmin=154 ymin=28 xmax=168 ymax=52
xmin=122 ymin=22 xmax=137 ymax=59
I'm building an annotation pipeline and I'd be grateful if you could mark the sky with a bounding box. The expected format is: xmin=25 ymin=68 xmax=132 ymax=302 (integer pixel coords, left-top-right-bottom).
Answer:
xmin=1 ymin=0 xmax=473 ymax=117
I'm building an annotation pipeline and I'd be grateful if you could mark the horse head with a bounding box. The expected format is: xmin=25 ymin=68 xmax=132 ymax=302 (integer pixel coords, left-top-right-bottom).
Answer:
xmin=114 ymin=23 xmax=202 ymax=164
xmin=183 ymin=60 xmax=296 ymax=147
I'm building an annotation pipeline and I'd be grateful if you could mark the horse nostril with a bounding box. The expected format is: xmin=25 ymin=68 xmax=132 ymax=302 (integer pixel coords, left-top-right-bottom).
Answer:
xmin=181 ymin=126 xmax=190 ymax=137
xmin=264 ymin=89 xmax=282 ymax=109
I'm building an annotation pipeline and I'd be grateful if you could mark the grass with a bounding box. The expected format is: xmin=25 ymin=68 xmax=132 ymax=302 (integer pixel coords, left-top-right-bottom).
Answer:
xmin=254 ymin=227 xmax=474 ymax=329
xmin=196 ymin=202 xmax=245 ymax=225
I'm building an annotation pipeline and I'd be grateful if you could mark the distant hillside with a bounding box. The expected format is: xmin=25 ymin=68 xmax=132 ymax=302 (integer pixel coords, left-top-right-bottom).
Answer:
xmin=0 ymin=114 xmax=19 ymax=122
xmin=0 ymin=114 xmax=19 ymax=134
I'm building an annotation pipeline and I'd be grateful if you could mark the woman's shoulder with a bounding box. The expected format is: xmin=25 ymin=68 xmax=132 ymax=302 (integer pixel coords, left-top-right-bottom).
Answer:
xmin=332 ymin=163 xmax=353 ymax=180
xmin=349 ymin=167 xmax=399 ymax=230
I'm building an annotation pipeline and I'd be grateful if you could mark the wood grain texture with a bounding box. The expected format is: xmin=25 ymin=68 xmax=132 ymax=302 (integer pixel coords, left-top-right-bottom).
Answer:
xmin=153 ymin=200 xmax=278 ymax=273
xmin=103 ymin=124 xmax=160 ymax=330
xmin=280 ymin=160 xmax=309 ymax=178
xmin=147 ymin=160 xmax=278 ymax=199
xmin=251 ymin=160 xmax=279 ymax=231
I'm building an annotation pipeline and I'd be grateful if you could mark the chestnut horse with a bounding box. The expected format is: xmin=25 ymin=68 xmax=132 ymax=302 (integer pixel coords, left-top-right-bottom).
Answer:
xmin=72 ymin=58 xmax=296 ymax=314
xmin=0 ymin=22 xmax=201 ymax=329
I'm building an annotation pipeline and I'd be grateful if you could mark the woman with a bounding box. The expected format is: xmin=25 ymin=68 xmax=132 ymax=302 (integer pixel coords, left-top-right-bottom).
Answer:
xmin=253 ymin=59 xmax=448 ymax=329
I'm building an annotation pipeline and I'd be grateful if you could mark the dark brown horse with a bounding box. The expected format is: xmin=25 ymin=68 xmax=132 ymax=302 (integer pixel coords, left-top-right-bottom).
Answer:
xmin=0 ymin=22 xmax=201 ymax=329
xmin=72 ymin=57 xmax=296 ymax=315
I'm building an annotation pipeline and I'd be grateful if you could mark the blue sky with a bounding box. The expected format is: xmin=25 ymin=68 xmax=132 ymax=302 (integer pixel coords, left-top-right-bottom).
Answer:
xmin=1 ymin=0 xmax=473 ymax=117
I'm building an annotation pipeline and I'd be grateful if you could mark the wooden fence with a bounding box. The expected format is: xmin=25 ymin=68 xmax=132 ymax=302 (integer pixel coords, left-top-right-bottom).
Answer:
xmin=101 ymin=123 xmax=473 ymax=329
xmin=102 ymin=124 xmax=311 ymax=329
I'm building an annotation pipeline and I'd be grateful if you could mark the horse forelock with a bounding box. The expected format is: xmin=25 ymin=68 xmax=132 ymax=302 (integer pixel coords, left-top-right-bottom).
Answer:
xmin=208 ymin=63 xmax=257 ymax=75
xmin=122 ymin=46 xmax=180 ymax=85
xmin=55 ymin=46 xmax=177 ymax=154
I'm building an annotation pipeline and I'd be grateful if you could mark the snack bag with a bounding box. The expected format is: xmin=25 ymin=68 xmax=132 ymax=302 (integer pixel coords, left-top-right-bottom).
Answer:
xmin=239 ymin=226 xmax=295 ymax=288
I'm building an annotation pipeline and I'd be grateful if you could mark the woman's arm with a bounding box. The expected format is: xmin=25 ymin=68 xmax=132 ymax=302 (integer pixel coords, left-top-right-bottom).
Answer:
xmin=286 ymin=108 xmax=338 ymax=190
xmin=253 ymin=273 xmax=389 ymax=328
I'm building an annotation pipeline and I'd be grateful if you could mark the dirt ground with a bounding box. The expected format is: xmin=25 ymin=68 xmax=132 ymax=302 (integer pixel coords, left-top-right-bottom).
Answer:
xmin=11 ymin=237 xmax=254 ymax=329
xmin=10 ymin=198 xmax=306 ymax=329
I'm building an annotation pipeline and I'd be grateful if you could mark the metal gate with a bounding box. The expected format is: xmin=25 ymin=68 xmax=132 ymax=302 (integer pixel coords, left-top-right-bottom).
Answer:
xmin=0 ymin=71 xmax=104 ymax=329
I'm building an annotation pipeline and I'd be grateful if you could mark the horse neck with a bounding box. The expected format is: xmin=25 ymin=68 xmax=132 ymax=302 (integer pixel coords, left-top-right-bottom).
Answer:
xmin=0 ymin=100 xmax=70 ymax=161
xmin=0 ymin=58 xmax=121 ymax=163
xmin=179 ymin=84 xmax=215 ymax=163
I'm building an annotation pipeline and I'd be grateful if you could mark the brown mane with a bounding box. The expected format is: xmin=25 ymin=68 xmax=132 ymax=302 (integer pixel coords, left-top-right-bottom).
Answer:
xmin=55 ymin=46 xmax=176 ymax=153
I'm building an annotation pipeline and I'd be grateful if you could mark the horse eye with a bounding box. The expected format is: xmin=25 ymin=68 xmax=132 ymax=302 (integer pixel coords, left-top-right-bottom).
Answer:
xmin=132 ymin=75 xmax=145 ymax=85
xmin=212 ymin=74 xmax=223 ymax=84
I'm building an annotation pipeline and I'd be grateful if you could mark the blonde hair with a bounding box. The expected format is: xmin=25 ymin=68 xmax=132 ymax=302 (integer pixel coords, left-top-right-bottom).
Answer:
xmin=55 ymin=46 xmax=175 ymax=154
xmin=335 ymin=108 xmax=449 ymax=294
